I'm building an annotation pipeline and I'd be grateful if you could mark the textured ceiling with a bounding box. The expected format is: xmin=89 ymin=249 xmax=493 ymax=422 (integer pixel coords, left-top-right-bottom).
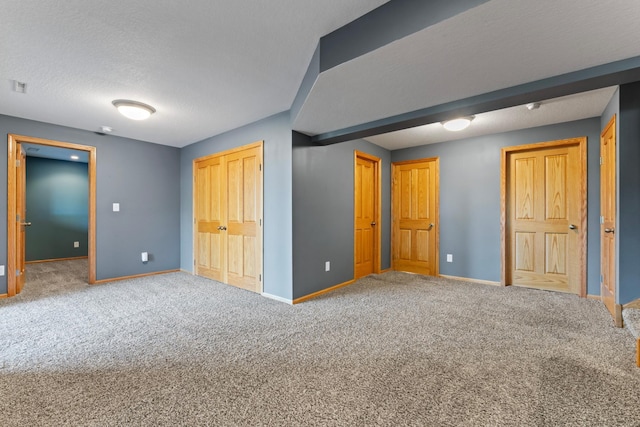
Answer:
xmin=2 ymin=1 xmax=639 ymax=149
xmin=365 ymin=86 xmax=617 ymax=150
xmin=293 ymin=0 xmax=640 ymax=136
xmin=0 ymin=0 xmax=388 ymax=147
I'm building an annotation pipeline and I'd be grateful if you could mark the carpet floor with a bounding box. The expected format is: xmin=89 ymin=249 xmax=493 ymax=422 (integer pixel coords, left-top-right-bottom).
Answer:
xmin=1 ymin=260 xmax=639 ymax=426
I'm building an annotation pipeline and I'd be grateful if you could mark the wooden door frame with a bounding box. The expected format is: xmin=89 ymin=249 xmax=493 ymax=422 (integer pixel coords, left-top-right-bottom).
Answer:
xmin=391 ymin=157 xmax=440 ymax=276
xmin=500 ymin=137 xmax=587 ymax=296
xmin=7 ymin=134 xmax=97 ymax=296
xmin=353 ymin=150 xmax=382 ymax=277
xmin=192 ymin=140 xmax=264 ymax=292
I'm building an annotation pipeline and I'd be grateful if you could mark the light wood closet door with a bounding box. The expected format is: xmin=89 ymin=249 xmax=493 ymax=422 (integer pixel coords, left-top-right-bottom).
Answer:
xmin=507 ymin=144 xmax=582 ymax=294
xmin=354 ymin=153 xmax=378 ymax=279
xmin=195 ymin=156 xmax=225 ymax=282
xmin=194 ymin=142 xmax=263 ymax=293
xmin=392 ymin=158 xmax=439 ymax=276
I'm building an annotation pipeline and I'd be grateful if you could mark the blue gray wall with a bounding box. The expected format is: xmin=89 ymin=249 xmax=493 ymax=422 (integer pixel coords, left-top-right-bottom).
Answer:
xmin=617 ymin=82 xmax=640 ymax=304
xmin=292 ymin=133 xmax=391 ymax=299
xmin=179 ymin=112 xmax=293 ymax=300
xmin=391 ymin=118 xmax=602 ymax=295
xmin=0 ymin=115 xmax=181 ymax=293
xmin=25 ymin=157 xmax=88 ymax=261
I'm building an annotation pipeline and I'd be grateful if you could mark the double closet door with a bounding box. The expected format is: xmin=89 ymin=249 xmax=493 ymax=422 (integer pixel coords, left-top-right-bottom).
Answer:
xmin=194 ymin=142 xmax=263 ymax=293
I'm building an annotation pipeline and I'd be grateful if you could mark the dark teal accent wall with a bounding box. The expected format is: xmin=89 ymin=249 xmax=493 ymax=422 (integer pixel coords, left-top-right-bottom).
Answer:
xmin=25 ymin=157 xmax=88 ymax=261
xmin=392 ymin=118 xmax=602 ymax=295
xmin=292 ymin=133 xmax=391 ymax=299
xmin=0 ymin=115 xmax=181 ymax=294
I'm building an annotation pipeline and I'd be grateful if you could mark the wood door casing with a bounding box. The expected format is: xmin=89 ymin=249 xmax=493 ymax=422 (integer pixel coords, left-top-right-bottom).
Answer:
xmin=16 ymin=144 xmax=26 ymax=293
xmin=502 ymin=138 xmax=586 ymax=296
xmin=600 ymin=115 xmax=618 ymax=325
xmin=392 ymin=158 xmax=439 ymax=276
xmin=6 ymin=134 xmax=97 ymax=297
xmin=354 ymin=151 xmax=381 ymax=279
xmin=194 ymin=141 xmax=263 ymax=293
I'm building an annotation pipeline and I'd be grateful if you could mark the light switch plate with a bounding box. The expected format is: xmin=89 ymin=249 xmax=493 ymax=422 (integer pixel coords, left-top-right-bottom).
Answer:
xmin=74 ymin=241 xmax=79 ymax=248
xmin=0 ymin=265 xmax=4 ymax=276
xmin=446 ymin=254 xmax=453 ymax=263
xmin=113 ymin=203 xmax=120 ymax=212
xmin=325 ymin=261 xmax=330 ymax=272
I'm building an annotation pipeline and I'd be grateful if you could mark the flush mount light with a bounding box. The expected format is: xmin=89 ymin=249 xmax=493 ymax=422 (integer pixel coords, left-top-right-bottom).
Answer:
xmin=112 ymin=99 xmax=156 ymax=120
xmin=442 ymin=116 xmax=474 ymax=132
xmin=526 ymin=102 xmax=541 ymax=110
xmin=70 ymin=155 xmax=80 ymax=161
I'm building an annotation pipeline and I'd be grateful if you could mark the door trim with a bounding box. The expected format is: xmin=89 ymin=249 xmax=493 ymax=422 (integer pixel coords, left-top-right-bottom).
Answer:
xmin=192 ymin=141 xmax=264 ymax=292
xmin=391 ymin=157 xmax=440 ymax=276
xmin=7 ymin=134 xmax=97 ymax=296
xmin=500 ymin=137 xmax=587 ymax=296
xmin=353 ymin=150 xmax=381 ymax=278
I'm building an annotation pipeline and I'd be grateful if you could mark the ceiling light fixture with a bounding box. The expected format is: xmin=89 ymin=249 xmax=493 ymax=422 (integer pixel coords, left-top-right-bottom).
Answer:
xmin=526 ymin=102 xmax=541 ymax=110
xmin=112 ymin=99 xmax=156 ymax=120
xmin=442 ymin=116 xmax=474 ymax=132
xmin=70 ymin=155 xmax=80 ymax=160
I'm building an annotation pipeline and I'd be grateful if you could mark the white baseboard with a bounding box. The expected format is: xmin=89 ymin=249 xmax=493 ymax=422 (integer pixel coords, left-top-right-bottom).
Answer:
xmin=261 ymin=292 xmax=293 ymax=305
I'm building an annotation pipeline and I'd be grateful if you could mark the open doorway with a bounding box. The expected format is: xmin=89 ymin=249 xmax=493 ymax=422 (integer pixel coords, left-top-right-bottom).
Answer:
xmin=7 ymin=135 xmax=96 ymax=297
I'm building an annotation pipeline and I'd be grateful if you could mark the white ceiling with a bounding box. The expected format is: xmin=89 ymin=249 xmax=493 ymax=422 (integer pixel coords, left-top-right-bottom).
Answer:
xmin=293 ymin=0 xmax=640 ymax=136
xmin=1 ymin=1 xmax=639 ymax=149
xmin=0 ymin=0 xmax=388 ymax=147
xmin=366 ymin=86 xmax=617 ymax=150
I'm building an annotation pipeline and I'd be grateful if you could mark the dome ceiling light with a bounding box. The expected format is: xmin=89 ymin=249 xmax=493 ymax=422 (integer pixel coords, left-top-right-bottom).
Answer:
xmin=112 ymin=99 xmax=156 ymax=120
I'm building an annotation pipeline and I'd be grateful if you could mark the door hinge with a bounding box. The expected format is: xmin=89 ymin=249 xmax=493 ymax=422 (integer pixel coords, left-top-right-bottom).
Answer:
xmin=260 ymin=218 xmax=262 ymax=226
xmin=600 ymin=156 xmax=603 ymax=165
xmin=600 ymin=216 xmax=604 ymax=224
xmin=600 ymin=274 xmax=603 ymax=283
xmin=259 ymin=164 xmax=262 ymax=171
xmin=15 ymin=269 xmax=20 ymax=277
xmin=193 ymin=218 xmax=196 ymax=224
xmin=193 ymin=259 xmax=196 ymax=266
xmin=259 ymin=274 xmax=262 ymax=282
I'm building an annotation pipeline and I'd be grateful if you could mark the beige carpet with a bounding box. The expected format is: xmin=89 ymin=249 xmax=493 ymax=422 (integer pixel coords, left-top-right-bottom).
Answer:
xmin=1 ymin=262 xmax=639 ymax=426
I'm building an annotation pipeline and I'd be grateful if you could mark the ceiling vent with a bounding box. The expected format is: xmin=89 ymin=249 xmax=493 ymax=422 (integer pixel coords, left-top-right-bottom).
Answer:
xmin=13 ymin=80 xmax=27 ymax=93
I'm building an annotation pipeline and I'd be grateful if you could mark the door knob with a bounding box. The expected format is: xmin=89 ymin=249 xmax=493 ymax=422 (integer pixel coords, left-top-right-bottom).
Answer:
xmin=427 ymin=223 xmax=434 ymax=231
xmin=20 ymin=222 xmax=32 ymax=227
xmin=604 ymin=228 xmax=615 ymax=234
xmin=370 ymin=221 xmax=376 ymax=226
xmin=569 ymin=224 xmax=577 ymax=230
xmin=220 ymin=226 xmax=227 ymax=231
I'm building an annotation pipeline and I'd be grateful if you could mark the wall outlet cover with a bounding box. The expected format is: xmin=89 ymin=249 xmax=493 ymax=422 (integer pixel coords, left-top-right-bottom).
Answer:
xmin=74 ymin=241 xmax=80 ymax=248
xmin=446 ymin=254 xmax=453 ymax=263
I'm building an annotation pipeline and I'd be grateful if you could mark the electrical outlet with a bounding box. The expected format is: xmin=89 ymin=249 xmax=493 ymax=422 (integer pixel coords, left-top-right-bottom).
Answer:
xmin=325 ymin=261 xmax=330 ymax=272
xmin=0 ymin=265 xmax=4 ymax=276
xmin=74 ymin=241 xmax=80 ymax=248
xmin=446 ymin=254 xmax=453 ymax=263
xmin=141 ymin=252 xmax=149 ymax=263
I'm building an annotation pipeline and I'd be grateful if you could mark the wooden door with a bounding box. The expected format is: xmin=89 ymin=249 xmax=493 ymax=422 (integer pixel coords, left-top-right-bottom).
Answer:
xmin=504 ymin=139 xmax=586 ymax=295
xmin=16 ymin=143 xmax=27 ymax=293
xmin=392 ymin=158 xmax=439 ymax=276
xmin=195 ymin=156 xmax=225 ymax=282
xmin=600 ymin=116 xmax=618 ymax=324
xmin=354 ymin=152 xmax=380 ymax=279
xmin=194 ymin=142 xmax=263 ymax=293
xmin=225 ymin=146 xmax=262 ymax=292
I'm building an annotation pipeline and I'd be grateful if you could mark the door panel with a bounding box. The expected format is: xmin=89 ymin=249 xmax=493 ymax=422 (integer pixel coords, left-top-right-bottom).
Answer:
xmin=600 ymin=116 xmax=617 ymax=323
xmin=392 ymin=158 xmax=439 ymax=276
xmin=354 ymin=153 xmax=380 ymax=279
xmin=505 ymin=141 xmax=584 ymax=295
xmin=195 ymin=157 xmax=225 ymax=282
xmin=194 ymin=142 xmax=262 ymax=293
